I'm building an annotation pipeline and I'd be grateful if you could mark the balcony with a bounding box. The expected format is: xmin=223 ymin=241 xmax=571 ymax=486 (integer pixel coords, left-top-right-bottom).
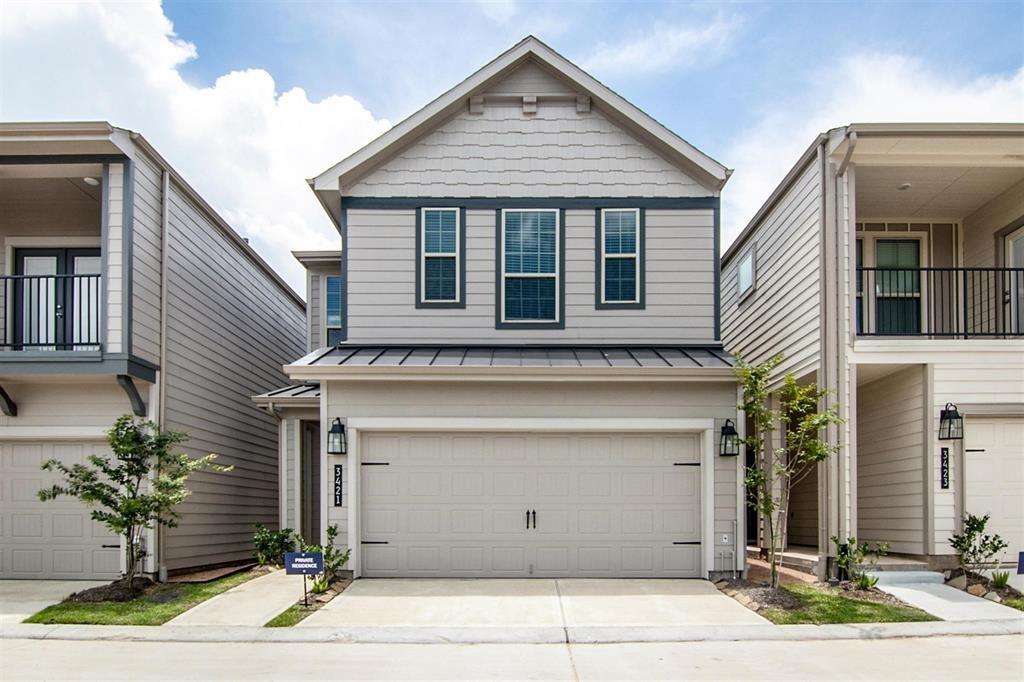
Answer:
xmin=1 ymin=273 xmax=102 ymax=351
xmin=857 ymin=267 xmax=1024 ymax=339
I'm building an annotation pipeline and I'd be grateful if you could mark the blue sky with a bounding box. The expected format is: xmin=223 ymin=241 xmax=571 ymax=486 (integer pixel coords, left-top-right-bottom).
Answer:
xmin=3 ymin=1 xmax=1022 ymax=292
xmin=162 ymin=0 xmax=1023 ymax=159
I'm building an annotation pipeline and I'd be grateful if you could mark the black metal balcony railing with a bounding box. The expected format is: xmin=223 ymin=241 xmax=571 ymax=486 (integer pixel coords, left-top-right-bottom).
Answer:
xmin=1 ymin=274 xmax=102 ymax=350
xmin=857 ymin=267 xmax=1024 ymax=338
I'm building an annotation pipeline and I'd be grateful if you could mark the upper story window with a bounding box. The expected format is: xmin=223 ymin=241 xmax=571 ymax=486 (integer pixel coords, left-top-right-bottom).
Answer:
xmin=599 ymin=208 xmax=643 ymax=308
xmin=325 ymin=275 xmax=343 ymax=345
xmin=737 ymin=250 xmax=755 ymax=300
xmin=418 ymin=208 xmax=463 ymax=307
xmin=500 ymin=209 xmax=561 ymax=325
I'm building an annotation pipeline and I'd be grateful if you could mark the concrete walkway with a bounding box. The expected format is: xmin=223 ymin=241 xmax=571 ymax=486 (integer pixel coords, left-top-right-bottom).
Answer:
xmin=871 ymin=571 xmax=1024 ymax=622
xmin=0 ymin=580 xmax=106 ymax=625
xmin=164 ymin=569 xmax=301 ymax=627
xmin=298 ymin=578 xmax=769 ymax=630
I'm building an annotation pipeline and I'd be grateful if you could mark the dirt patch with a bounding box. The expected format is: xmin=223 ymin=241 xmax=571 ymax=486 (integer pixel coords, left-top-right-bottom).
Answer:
xmin=168 ymin=563 xmax=262 ymax=584
xmin=716 ymin=577 xmax=916 ymax=613
xmin=65 ymin=578 xmax=155 ymax=603
xmin=745 ymin=557 xmax=816 ymax=585
xmin=832 ymin=581 xmax=913 ymax=608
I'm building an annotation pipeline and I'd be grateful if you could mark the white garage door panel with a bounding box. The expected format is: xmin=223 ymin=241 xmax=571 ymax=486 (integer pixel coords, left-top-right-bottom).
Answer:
xmin=361 ymin=432 xmax=702 ymax=577
xmin=966 ymin=418 xmax=1024 ymax=564
xmin=0 ymin=441 xmax=121 ymax=579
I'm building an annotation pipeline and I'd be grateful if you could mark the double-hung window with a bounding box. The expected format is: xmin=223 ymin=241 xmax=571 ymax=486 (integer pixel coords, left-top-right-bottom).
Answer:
xmin=418 ymin=208 xmax=462 ymax=306
xmin=500 ymin=209 xmax=560 ymax=324
xmin=325 ymin=275 xmax=344 ymax=345
xmin=599 ymin=208 xmax=642 ymax=306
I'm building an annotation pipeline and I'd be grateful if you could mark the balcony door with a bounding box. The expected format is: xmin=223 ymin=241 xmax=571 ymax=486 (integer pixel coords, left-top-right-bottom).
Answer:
xmin=874 ymin=240 xmax=921 ymax=335
xmin=13 ymin=248 xmax=101 ymax=350
xmin=1008 ymin=225 xmax=1024 ymax=335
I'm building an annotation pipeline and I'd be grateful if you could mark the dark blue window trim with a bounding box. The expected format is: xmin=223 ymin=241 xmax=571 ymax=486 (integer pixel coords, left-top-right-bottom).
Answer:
xmin=595 ymin=207 xmax=645 ymax=310
xmin=494 ymin=208 xmax=566 ymax=330
xmin=337 ymin=204 xmax=349 ymax=343
xmin=342 ymin=196 xmax=718 ymax=210
xmin=415 ymin=207 xmax=466 ymax=309
xmin=325 ymin=275 xmax=344 ymax=345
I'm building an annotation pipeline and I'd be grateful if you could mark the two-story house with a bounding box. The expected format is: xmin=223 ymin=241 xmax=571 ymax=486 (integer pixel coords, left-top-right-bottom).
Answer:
xmin=256 ymin=37 xmax=745 ymax=579
xmin=721 ymin=123 xmax=1024 ymax=577
xmin=0 ymin=122 xmax=306 ymax=580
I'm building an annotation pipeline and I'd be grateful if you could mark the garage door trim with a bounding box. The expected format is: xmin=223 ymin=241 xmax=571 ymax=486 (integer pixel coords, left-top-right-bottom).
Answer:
xmin=344 ymin=417 xmax=716 ymax=578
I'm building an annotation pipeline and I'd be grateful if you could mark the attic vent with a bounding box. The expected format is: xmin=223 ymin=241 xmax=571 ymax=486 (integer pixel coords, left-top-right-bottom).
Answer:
xmin=522 ymin=95 xmax=537 ymax=115
xmin=469 ymin=95 xmax=484 ymax=115
xmin=576 ymin=95 xmax=591 ymax=114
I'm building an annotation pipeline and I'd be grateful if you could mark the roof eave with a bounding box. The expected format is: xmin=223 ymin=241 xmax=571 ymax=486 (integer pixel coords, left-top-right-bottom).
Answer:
xmin=285 ymin=365 xmax=737 ymax=382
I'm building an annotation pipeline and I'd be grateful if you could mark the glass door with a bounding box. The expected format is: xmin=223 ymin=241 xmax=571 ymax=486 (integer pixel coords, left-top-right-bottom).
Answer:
xmin=1008 ymin=226 xmax=1024 ymax=335
xmin=875 ymin=240 xmax=921 ymax=335
xmin=14 ymin=248 xmax=101 ymax=350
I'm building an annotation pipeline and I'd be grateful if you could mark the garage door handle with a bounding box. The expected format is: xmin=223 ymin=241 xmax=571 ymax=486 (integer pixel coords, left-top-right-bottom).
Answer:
xmin=101 ymin=544 xmax=120 ymax=549
xmin=531 ymin=510 xmax=536 ymax=529
xmin=526 ymin=510 xmax=530 ymax=529
xmin=965 ymin=449 xmax=986 ymax=453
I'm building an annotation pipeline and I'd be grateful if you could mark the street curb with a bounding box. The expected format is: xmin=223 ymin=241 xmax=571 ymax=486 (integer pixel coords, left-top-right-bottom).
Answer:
xmin=2 ymin=618 xmax=1021 ymax=644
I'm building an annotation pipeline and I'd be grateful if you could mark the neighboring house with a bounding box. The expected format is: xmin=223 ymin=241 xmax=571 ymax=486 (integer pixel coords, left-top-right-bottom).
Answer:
xmin=721 ymin=123 xmax=1024 ymax=576
xmin=0 ymin=122 xmax=306 ymax=580
xmin=256 ymin=37 xmax=745 ymax=579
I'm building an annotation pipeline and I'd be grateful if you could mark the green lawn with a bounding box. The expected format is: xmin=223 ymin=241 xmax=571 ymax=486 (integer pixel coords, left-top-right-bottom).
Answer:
xmin=24 ymin=569 xmax=259 ymax=626
xmin=760 ymin=583 xmax=939 ymax=625
xmin=264 ymin=603 xmax=315 ymax=627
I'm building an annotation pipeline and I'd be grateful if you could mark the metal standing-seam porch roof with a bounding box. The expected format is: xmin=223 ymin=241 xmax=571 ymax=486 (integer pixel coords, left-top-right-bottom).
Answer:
xmin=281 ymin=345 xmax=736 ymax=384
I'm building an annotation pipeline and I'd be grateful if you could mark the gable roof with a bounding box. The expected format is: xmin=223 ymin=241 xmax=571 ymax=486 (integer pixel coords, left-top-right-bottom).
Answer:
xmin=310 ymin=36 xmax=731 ymax=226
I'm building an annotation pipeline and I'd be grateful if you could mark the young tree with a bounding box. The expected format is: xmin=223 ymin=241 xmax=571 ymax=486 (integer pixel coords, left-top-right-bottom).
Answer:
xmin=737 ymin=355 xmax=842 ymax=589
xmin=38 ymin=415 xmax=231 ymax=588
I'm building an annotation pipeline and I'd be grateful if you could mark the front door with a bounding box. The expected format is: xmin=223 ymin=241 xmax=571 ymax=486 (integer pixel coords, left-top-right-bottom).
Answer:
xmin=14 ymin=249 xmax=101 ymax=350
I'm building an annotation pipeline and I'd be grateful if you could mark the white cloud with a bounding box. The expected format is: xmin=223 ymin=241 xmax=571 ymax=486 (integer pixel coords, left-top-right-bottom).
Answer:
xmin=0 ymin=0 xmax=391 ymax=293
xmin=475 ymin=0 xmax=518 ymax=23
xmin=583 ymin=14 xmax=741 ymax=77
xmin=723 ymin=53 xmax=1024 ymax=250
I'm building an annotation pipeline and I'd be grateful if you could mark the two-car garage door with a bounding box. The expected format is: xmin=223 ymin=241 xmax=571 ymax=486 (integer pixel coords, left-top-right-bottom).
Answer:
xmin=0 ymin=441 xmax=121 ymax=579
xmin=360 ymin=431 xmax=703 ymax=577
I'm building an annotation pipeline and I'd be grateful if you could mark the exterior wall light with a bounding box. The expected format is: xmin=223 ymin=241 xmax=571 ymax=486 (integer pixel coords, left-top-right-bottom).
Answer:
xmin=327 ymin=418 xmax=347 ymax=454
xmin=720 ymin=419 xmax=740 ymax=456
xmin=938 ymin=403 xmax=963 ymax=441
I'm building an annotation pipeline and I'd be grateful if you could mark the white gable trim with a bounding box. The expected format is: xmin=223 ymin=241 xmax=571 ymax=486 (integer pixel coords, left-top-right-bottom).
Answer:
xmin=310 ymin=37 xmax=730 ymax=204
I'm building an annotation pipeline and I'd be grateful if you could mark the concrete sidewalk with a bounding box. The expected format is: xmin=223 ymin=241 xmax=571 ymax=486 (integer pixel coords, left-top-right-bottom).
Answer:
xmin=164 ymin=569 xmax=301 ymax=627
xmin=871 ymin=571 xmax=1023 ymax=622
xmin=2 ymin=617 xmax=1023 ymax=644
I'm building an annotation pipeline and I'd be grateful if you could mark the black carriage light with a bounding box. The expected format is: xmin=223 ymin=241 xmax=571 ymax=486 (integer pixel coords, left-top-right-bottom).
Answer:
xmin=720 ymin=419 xmax=740 ymax=457
xmin=327 ymin=418 xmax=347 ymax=454
xmin=938 ymin=403 xmax=963 ymax=441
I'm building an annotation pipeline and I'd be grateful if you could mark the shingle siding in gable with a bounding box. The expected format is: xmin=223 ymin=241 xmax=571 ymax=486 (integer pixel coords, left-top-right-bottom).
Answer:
xmin=347 ymin=103 xmax=711 ymax=198
xmin=344 ymin=207 xmax=716 ymax=344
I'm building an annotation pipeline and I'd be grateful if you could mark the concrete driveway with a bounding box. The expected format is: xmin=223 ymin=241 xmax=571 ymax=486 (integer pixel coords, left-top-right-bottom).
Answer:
xmin=0 ymin=580 xmax=106 ymax=624
xmin=299 ymin=579 xmax=768 ymax=628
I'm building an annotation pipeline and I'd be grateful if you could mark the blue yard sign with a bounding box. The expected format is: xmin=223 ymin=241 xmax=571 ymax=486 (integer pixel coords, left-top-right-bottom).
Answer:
xmin=285 ymin=551 xmax=323 ymax=576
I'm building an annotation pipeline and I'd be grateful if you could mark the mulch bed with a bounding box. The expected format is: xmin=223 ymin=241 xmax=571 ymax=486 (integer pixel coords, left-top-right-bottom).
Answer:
xmin=947 ymin=568 xmax=1023 ymax=603
xmin=715 ymin=577 xmax=914 ymax=613
xmin=63 ymin=565 xmax=273 ymax=604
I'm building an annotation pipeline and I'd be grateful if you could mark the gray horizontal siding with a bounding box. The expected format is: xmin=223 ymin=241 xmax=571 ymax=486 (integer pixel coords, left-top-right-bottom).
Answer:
xmin=161 ymin=182 xmax=305 ymax=571
xmin=344 ymin=207 xmax=716 ymax=344
xmin=130 ymin=154 xmax=163 ymax=366
xmin=721 ymin=160 xmax=823 ymax=381
xmin=857 ymin=366 xmax=926 ymax=555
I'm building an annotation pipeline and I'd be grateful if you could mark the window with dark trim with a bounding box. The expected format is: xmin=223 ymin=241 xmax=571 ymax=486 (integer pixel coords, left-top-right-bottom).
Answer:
xmin=325 ymin=275 xmax=343 ymax=346
xmin=737 ymin=250 xmax=755 ymax=300
xmin=417 ymin=207 xmax=464 ymax=307
xmin=598 ymin=208 xmax=643 ymax=308
xmin=500 ymin=209 xmax=560 ymax=323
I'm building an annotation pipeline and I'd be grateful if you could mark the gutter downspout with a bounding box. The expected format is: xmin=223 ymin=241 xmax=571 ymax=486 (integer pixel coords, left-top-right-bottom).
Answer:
xmin=156 ymin=166 xmax=170 ymax=581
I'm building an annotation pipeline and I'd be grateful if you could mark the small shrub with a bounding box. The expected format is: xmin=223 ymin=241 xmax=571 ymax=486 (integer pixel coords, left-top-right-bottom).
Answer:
xmin=832 ymin=535 xmax=888 ymax=586
xmin=253 ymin=524 xmax=295 ymax=566
xmin=949 ymin=513 xmax=1008 ymax=575
xmin=991 ymin=571 xmax=1010 ymax=590
xmin=295 ymin=524 xmax=350 ymax=593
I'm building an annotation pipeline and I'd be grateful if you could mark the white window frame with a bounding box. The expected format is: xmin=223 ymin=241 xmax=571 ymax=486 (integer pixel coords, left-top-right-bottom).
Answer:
xmin=419 ymin=207 xmax=461 ymax=304
xmin=500 ymin=208 xmax=560 ymax=324
xmin=737 ymin=250 xmax=755 ymax=301
xmin=600 ymin=208 xmax=641 ymax=305
xmin=859 ymin=231 xmax=929 ymax=335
